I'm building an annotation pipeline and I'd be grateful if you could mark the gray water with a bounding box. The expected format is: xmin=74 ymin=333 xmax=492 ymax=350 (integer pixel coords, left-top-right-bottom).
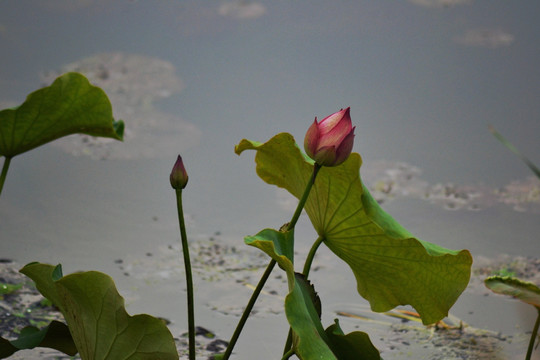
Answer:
xmin=2 ymin=1 xmax=540 ymax=359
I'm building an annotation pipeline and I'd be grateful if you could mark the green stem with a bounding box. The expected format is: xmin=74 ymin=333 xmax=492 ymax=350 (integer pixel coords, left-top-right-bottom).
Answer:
xmin=281 ymin=348 xmax=295 ymax=360
xmin=221 ymin=259 xmax=277 ymax=360
xmin=175 ymin=189 xmax=196 ymax=360
xmin=287 ymin=163 xmax=321 ymax=231
xmin=0 ymin=157 xmax=11 ymax=198
xmin=525 ymin=307 xmax=540 ymax=360
xmin=282 ymin=329 xmax=294 ymax=356
xmin=302 ymin=236 xmax=325 ymax=278
xmin=222 ymin=163 xmax=322 ymax=359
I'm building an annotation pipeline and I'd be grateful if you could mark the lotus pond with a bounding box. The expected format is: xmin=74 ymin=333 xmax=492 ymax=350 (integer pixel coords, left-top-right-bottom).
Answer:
xmin=1 ymin=2 xmax=540 ymax=360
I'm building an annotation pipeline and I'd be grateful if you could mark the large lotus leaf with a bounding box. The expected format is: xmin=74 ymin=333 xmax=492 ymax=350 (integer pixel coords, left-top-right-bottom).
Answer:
xmin=485 ymin=276 xmax=540 ymax=308
xmin=236 ymin=133 xmax=472 ymax=325
xmin=0 ymin=320 xmax=77 ymax=359
xmin=0 ymin=72 xmax=123 ymax=158
xmin=20 ymin=263 xmax=178 ymax=360
xmin=245 ymin=229 xmax=379 ymax=359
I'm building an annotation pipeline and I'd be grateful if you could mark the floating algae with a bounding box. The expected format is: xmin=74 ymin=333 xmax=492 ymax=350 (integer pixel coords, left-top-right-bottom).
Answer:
xmin=363 ymin=160 xmax=540 ymax=213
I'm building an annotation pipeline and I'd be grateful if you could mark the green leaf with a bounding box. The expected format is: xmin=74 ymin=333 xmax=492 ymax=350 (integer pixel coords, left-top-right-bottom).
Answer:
xmin=245 ymin=229 xmax=336 ymax=359
xmin=245 ymin=229 xmax=380 ymax=359
xmin=325 ymin=319 xmax=381 ymax=360
xmin=0 ymin=320 xmax=78 ymax=359
xmin=0 ymin=338 xmax=17 ymax=358
xmin=485 ymin=276 xmax=540 ymax=308
xmin=236 ymin=133 xmax=472 ymax=325
xmin=0 ymin=72 xmax=124 ymax=158
xmin=287 ymin=274 xmax=337 ymax=360
xmin=20 ymin=263 xmax=178 ymax=360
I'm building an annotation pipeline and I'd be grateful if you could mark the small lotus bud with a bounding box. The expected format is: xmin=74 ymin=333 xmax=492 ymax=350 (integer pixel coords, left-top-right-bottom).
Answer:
xmin=304 ymin=107 xmax=355 ymax=167
xmin=170 ymin=155 xmax=188 ymax=189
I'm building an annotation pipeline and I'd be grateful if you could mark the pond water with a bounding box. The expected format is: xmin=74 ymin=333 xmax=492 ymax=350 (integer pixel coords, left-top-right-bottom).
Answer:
xmin=2 ymin=1 xmax=540 ymax=359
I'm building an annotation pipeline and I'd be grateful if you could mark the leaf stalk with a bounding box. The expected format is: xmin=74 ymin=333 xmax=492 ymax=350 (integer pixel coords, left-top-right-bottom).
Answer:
xmin=526 ymin=307 xmax=540 ymax=360
xmin=0 ymin=156 xmax=11 ymax=198
xmin=302 ymin=235 xmax=325 ymax=278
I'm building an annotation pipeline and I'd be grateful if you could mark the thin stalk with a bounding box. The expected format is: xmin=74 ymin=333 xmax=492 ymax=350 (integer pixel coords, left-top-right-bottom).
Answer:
xmin=525 ymin=307 xmax=540 ymax=360
xmin=221 ymin=259 xmax=276 ymax=360
xmin=287 ymin=163 xmax=321 ymax=231
xmin=281 ymin=348 xmax=295 ymax=360
xmin=175 ymin=189 xmax=196 ymax=360
xmin=222 ymin=163 xmax=322 ymax=359
xmin=302 ymin=236 xmax=325 ymax=278
xmin=0 ymin=157 xmax=11 ymax=198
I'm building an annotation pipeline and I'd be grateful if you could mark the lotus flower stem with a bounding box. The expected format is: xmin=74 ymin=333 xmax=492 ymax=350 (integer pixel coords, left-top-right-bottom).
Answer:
xmin=174 ymin=189 xmax=196 ymax=360
xmin=287 ymin=163 xmax=321 ymax=231
xmin=222 ymin=163 xmax=322 ymax=360
xmin=0 ymin=156 xmax=11 ymax=198
xmin=525 ymin=308 xmax=540 ymax=360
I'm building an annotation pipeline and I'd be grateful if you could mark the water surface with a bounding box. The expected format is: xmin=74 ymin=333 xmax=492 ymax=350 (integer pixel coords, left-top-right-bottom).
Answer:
xmin=2 ymin=1 xmax=540 ymax=359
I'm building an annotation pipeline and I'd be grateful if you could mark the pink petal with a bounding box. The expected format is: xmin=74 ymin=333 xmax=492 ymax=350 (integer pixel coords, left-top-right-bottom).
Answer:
xmin=333 ymin=127 xmax=355 ymax=166
xmin=318 ymin=107 xmax=350 ymax=135
xmin=304 ymin=118 xmax=320 ymax=159
xmin=317 ymin=111 xmax=352 ymax=149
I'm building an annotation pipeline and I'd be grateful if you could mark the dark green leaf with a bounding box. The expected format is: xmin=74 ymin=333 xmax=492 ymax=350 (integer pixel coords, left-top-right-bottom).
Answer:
xmin=52 ymin=264 xmax=63 ymax=281
xmin=325 ymin=319 xmax=381 ymax=360
xmin=0 ymin=72 xmax=123 ymax=158
xmin=0 ymin=338 xmax=17 ymax=358
xmin=0 ymin=320 xmax=77 ymax=359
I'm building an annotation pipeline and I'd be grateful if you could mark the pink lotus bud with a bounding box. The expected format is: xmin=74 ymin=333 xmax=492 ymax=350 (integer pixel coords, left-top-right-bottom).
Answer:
xmin=170 ymin=155 xmax=189 ymax=189
xmin=304 ymin=107 xmax=355 ymax=167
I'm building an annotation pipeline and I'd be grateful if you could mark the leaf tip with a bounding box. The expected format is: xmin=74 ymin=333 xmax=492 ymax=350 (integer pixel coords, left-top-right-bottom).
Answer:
xmin=113 ymin=119 xmax=125 ymax=141
xmin=52 ymin=264 xmax=63 ymax=281
xmin=234 ymin=139 xmax=262 ymax=155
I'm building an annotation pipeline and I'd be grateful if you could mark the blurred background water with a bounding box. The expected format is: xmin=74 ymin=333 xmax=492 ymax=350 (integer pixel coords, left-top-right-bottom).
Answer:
xmin=1 ymin=1 xmax=540 ymax=359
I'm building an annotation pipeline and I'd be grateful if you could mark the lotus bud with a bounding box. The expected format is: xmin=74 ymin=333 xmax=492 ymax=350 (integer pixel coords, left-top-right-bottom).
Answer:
xmin=170 ymin=155 xmax=189 ymax=189
xmin=304 ymin=107 xmax=355 ymax=167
